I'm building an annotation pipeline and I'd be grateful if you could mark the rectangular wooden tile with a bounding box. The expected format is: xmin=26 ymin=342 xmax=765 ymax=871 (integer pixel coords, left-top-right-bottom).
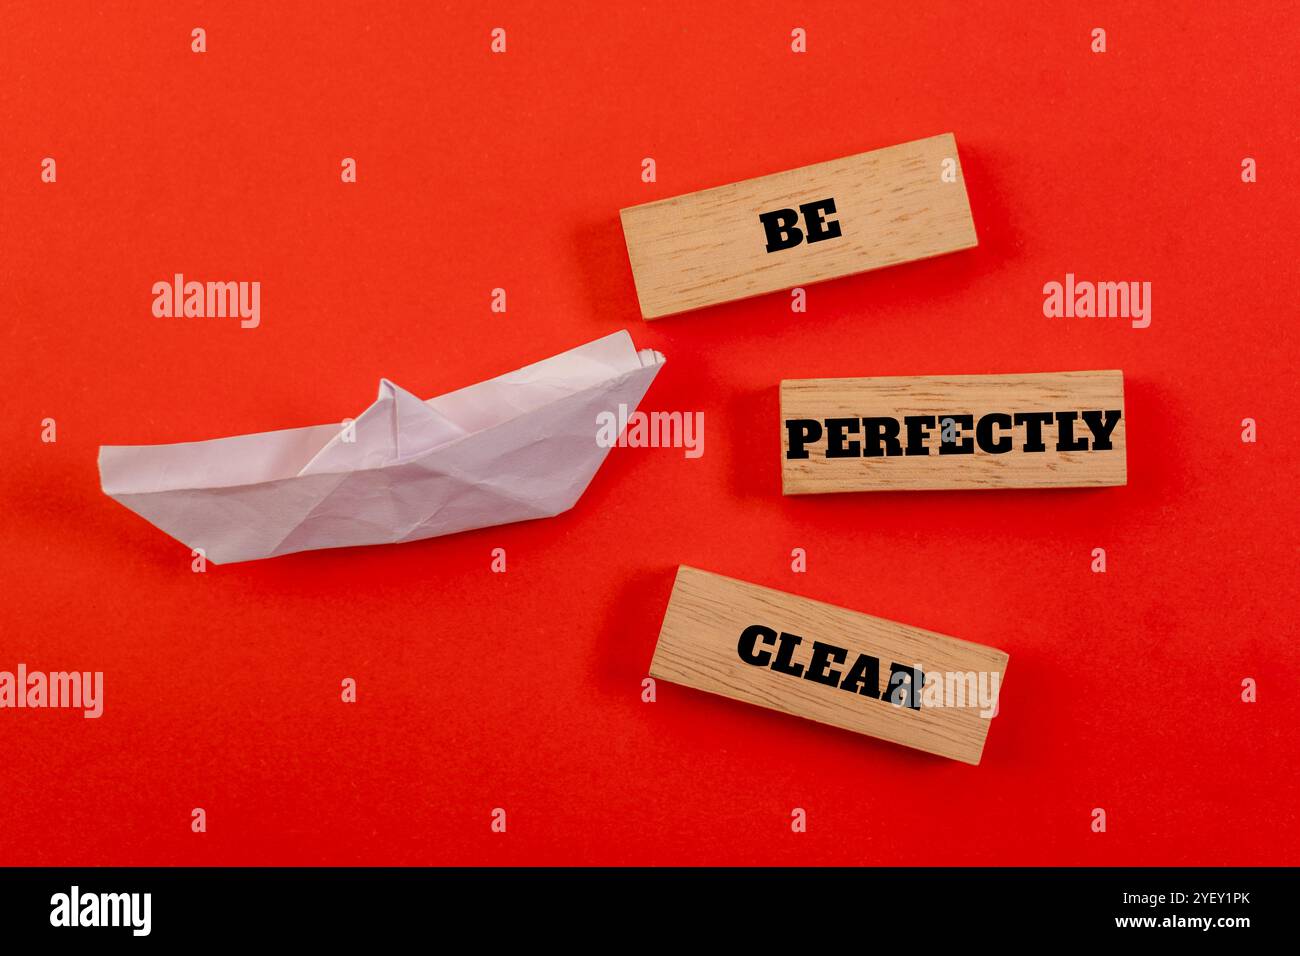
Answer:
xmin=619 ymin=133 xmax=977 ymax=319
xmin=649 ymin=566 xmax=1009 ymax=764
xmin=781 ymin=370 xmax=1126 ymax=494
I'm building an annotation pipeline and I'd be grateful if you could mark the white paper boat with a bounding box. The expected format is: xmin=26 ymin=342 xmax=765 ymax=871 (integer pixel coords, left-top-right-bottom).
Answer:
xmin=99 ymin=331 xmax=666 ymax=564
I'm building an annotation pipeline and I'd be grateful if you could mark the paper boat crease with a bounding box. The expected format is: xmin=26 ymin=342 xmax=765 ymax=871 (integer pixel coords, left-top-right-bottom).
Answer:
xmin=98 ymin=331 xmax=665 ymax=563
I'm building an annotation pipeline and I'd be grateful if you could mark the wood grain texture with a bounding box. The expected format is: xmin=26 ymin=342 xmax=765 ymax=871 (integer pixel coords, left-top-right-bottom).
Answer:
xmin=619 ymin=133 xmax=977 ymax=319
xmin=649 ymin=566 xmax=1009 ymax=765
xmin=781 ymin=370 xmax=1127 ymax=494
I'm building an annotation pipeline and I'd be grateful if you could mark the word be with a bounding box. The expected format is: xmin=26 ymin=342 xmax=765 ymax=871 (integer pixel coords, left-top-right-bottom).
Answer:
xmin=785 ymin=409 xmax=1122 ymax=458
xmin=1043 ymin=273 xmax=1151 ymax=328
xmin=152 ymin=273 xmax=261 ymax=329
xmin=596 ymin=403 xmax=704 ymax=459
xmin=760 ymin=198 xmax=841 ymax=253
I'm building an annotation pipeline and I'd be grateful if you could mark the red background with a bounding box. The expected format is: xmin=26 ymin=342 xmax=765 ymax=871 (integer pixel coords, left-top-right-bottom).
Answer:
xmin=2 ymin=2 xmax=1297 ymax=866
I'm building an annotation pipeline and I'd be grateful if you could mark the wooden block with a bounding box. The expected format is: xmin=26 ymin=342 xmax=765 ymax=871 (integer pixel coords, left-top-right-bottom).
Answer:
xmin=650 ymin=567 xmax=1008 ymax=764
xmin=781 ymin=370 xmax=1126 ymax=494
xmin=619 ymin=133 xmax=977 ymax=319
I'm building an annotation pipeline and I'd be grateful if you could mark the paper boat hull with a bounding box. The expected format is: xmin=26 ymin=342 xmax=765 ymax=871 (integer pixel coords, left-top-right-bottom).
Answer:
xmin=99 ymin=332 xmax=664 ymax=564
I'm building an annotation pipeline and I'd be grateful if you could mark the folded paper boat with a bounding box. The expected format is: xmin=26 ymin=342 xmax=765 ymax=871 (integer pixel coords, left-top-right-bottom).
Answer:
xmin=99 ymin=331 xmax=665 ymax=564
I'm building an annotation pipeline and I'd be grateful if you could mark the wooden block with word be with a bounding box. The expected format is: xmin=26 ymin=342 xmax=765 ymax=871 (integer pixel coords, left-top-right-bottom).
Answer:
xmin=619 ymin=133 xmax=977 ymax=319
xmin=781 ymin=370 xmax=1126 ymax=494
xmin=649 ymin=566 xmax=1009 ymax=764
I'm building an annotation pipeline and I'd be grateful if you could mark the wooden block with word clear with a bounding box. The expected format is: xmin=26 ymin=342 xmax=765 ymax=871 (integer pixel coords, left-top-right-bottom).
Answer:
xmin=649 ymin=566 xmax=1009 ymax=764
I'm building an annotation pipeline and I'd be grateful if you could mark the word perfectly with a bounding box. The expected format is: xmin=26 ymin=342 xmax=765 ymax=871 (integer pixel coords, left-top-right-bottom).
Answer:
xmin=785 ymin=409 xmax=1122 ymax=459
xmin=152 ymin=273 xmax=261 ymax=328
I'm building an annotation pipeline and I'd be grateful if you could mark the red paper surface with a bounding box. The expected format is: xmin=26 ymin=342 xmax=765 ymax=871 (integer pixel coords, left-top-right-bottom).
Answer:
xmin=2 ymin=2 xmax=1296 ymax=866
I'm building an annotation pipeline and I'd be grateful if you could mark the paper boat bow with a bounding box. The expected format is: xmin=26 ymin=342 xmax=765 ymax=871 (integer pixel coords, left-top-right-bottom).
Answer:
xmin=99 ymin=331 xmax=665 ymax=563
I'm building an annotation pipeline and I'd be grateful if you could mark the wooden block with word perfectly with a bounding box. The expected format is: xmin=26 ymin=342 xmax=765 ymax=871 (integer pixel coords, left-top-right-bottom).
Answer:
xmin=781 ymin=370 xmax=1127 ymax=494
xmin=649 ymin=566 xmax=1009 ymax=764
xmin=619 ymin=133 xmax=977 ymax=319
